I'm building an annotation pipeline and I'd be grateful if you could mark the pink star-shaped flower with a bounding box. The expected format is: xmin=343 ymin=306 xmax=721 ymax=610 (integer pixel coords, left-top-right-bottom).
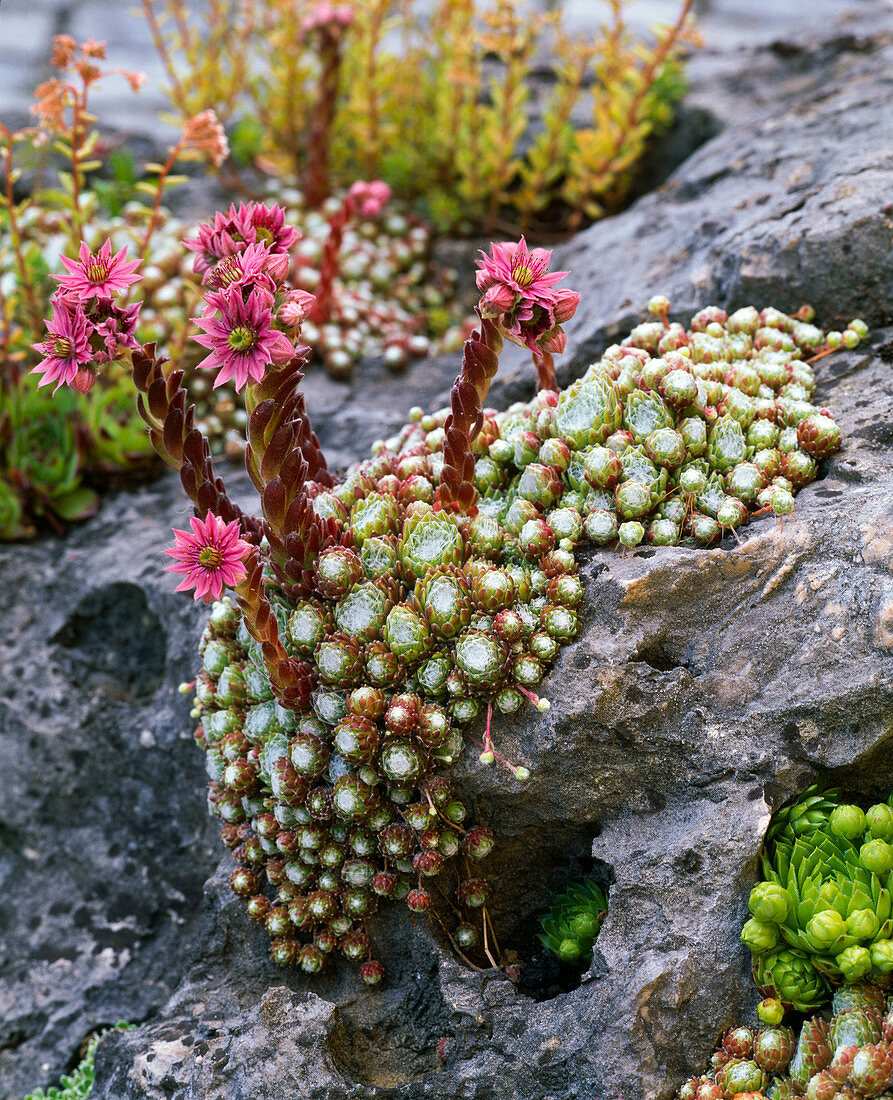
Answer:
xmin=192 ymin=285 xmax=294 ymax=390
xmin=55 ymin=239 xmax=142 ymax=300
xmin=475 ymin=238 xmax=580 ymax=354
xmin=163 ymin=513 xmax=251 ymax=603
xmin=30 ymin=295 xmax=93 ymax=392
xmin=183 ymin=202 xmax=299 ymax=276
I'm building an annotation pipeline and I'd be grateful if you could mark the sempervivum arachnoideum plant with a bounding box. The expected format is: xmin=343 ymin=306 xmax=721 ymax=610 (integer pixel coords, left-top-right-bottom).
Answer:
xmin=34 ymin=209 xmax=864 ymax=984
xmin=742 ymin=787 xmax=893 ymax=1014
xmin=676 ymin=984 xmax=893 ymax=1100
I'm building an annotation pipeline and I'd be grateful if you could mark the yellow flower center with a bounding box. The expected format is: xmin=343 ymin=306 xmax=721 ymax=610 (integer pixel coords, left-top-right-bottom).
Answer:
xmin=227 ymin=326 xmax=256 ymax=352
xmin=52 ymin=336 xmax=73 ymax=357
xmin=85 ymin=259 xmax=110 ymax=284
xmin=198 ymin=546 xmax=223 ymax=569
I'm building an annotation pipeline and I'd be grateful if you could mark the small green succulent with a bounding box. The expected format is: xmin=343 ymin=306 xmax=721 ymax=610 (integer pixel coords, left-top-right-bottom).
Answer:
xmin=539 ymin=878 xmax=609 ymax=965
xmin=22 ymin=1023 xmax=134 ymax=1100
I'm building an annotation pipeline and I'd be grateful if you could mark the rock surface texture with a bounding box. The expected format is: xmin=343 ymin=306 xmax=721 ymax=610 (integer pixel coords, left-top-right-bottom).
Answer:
xmin=3 ymin=14 xmax=893 ymax=1100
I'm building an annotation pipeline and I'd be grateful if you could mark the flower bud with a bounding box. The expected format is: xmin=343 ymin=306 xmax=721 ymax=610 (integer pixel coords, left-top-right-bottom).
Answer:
xmin=871 ymin=938 xmax=893 ymax=973
xmin=867 ymin=803 xmax=893 ymax=840
xmin=846 ymin=908 xmax=880 ymax=941
xmin=757 ymin=998 xmax=785 ymax=1026
xmin=805 ymin=908 xmax=846 ymax=951
xmin=741 ymin=918 xmax=779 ymax=954
xmin=860 ymin=838 xmax=893 ymax=874
xmin=268 ymin=329 xmax=296 ymax=364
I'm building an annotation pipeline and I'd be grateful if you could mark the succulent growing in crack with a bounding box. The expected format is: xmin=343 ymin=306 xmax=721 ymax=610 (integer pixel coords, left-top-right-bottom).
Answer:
xmin=744 ymin=786 xmax=893 ymax=1013
xmin=538 ymin=878 xmax=609 ymax=965
xmin=36 ymin=202 xmax=862 ymax=983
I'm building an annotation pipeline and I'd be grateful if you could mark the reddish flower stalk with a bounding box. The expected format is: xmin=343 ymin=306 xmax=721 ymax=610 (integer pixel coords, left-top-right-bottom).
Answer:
xmin=130 ymin=342 xmax=262 ymax=542
xmin=302 ymin=5 xmax=353 ymax=209
xmin=308 ymin=180 xmax=390 ymax=324
xmin=434 ymin=311 xmax=503 ymax=516
xmin=532 ymin=349 xmax=557 ymax=392
xmin=133 ymin=341 xmax=313 ymax=710
xmin=243 ymin=352 xmax=338 ymax=600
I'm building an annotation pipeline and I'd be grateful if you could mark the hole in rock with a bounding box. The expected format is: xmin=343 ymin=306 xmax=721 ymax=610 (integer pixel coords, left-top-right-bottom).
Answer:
xmin=0 ymin=1030 xmax=28 ymax=1053
xmin=0 ymin=820 xmax=23 ymax=854
xmin=516 ymin=862 xmax=614 ymax=1004
xmin=51 ymin=582 xmax=166 ymax=701
xmin=822 ymin=731 xmax=893 ymax=806
xmin=764 ymin=722 xmax=893 ymax=820
xmin=480 ymin=821 xmax=611 ymax=1002
xmin=634 ymin=636 xmax=692 ymax=673
xmin=61 ymin=1023 xmax=123 ymax=1077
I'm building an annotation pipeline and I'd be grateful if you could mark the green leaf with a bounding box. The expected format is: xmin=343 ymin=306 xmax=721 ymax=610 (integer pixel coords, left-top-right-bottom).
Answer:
xmin=49 ymin=485 xmax=98 ymax=521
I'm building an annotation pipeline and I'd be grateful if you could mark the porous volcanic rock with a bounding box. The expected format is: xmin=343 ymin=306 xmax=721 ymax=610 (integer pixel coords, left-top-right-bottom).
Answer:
xmin=3 ymin=21 xmax=893 ymax=1100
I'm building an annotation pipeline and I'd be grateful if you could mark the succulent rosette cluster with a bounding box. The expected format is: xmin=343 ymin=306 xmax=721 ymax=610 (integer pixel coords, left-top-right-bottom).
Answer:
xmin=34 ymin=201 xmax=864 ymax=984
xmin=538 ymin=878 xmax=609 ymax=965
xmin=678 ymin=985 xmax=893 ymax=1100
xmin=743 ymin=788 xmax=893 ymax=1013
xmin=542 ymin=295 xmax=862 ymax=550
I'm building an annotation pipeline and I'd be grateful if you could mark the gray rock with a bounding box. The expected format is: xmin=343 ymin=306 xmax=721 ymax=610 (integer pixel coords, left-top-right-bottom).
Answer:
xmin=4 ymin=20 xmax=893 ymax=1100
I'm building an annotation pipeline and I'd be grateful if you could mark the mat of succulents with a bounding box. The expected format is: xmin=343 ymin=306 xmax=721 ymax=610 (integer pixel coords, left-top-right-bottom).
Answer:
xmin=28 ymin=192 xmax=866 ymax=991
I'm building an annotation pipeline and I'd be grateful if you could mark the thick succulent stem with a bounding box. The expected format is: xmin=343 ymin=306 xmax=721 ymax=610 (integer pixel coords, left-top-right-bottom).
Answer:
xmin=435 ymin=311 xmax=503 ymax=515
xmin=243 ymin=350 xmax=341 ymax=599
xmin=233 ymin=549 xmax=316 ymax=710
xmin=532 ymin=349 xmax=557 ymax=392
xmin=131 ymin=343 xmax=262 ymax=542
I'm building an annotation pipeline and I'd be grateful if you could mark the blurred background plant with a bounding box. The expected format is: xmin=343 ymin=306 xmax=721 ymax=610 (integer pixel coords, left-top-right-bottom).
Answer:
xmin=0 ymin=34 xmax=471 ymax=539
xmin=0 ymin=38 xmax=165 ymax=539
xmin=139 ymin=0 xmax=699 ymax=236
xmin=0 ymin=0 xmax=700 ymax=538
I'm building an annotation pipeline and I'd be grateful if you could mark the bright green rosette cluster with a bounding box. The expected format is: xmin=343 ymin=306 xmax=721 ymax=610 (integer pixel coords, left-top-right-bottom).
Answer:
xmin=539 ymin=879 xmax=609 ymax=966
xmin=744 ymin=787 xmax=893 ymax=1012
